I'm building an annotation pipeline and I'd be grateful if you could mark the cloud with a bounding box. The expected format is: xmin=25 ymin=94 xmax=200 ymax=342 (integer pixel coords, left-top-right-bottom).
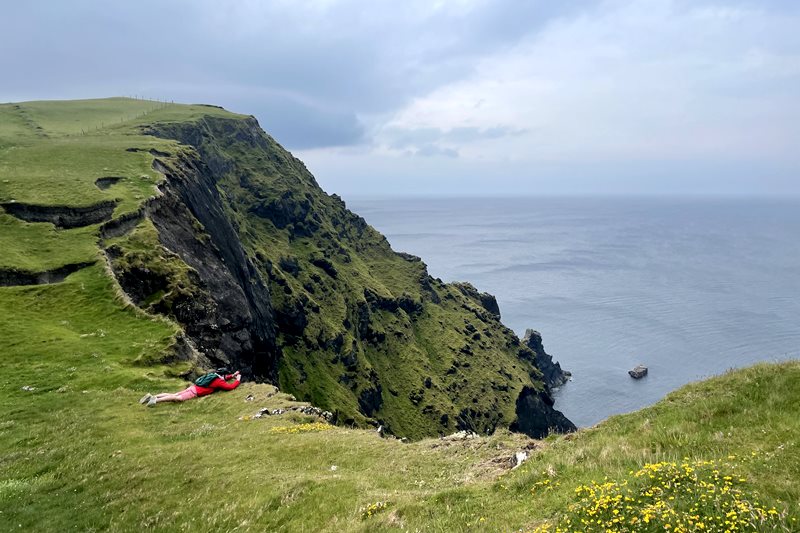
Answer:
xmin=414 ymin=145 xmax=460 ymax=158
xmin=245 ymin=95 xmax=365 ymax=149
xmin=0 ymin=0 xmax=589 ymax=149
xmin=379 ymin=125 xmax=527 ymax=156
xmin=2 ymin=0 xmax=798 ymax=194
xmin=380 ymin=0 xmax=800 ymax=163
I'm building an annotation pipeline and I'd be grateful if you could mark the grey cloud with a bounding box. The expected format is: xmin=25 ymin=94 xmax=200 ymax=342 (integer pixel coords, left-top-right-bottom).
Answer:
xmin=674 ymin=0 xmax=800 ymax=11
xmin=3 ymin=0 xmax=797 ymax=199
xmin=0 ymin=0 xmax=591 ymax=149
xmin=447 ymin=126 xmax=529 ymax=142
xmin=248 ymin=97 xmax=365 ymax=150
xmin=385 ymin=125 xmax=528 ymax=151
xmin=414 ymin=145 xmax=459 ymax=158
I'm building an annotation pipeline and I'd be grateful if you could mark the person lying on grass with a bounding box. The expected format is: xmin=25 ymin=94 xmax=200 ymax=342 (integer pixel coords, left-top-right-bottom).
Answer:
xmin=139 ymin=368 xmax=242 ymax=407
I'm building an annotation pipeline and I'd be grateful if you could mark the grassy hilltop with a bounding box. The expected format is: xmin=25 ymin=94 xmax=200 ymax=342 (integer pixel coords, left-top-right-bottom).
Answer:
xmin=0 ymin=98 xmax=798 ymax=531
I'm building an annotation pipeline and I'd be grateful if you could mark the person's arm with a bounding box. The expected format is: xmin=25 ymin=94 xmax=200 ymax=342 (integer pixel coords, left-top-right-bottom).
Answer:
xmin=212 ymin=372 xmax=241 ymax=391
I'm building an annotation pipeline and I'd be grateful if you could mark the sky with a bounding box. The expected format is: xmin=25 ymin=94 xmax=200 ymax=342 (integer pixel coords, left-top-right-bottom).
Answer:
xmin=2 ymin=0 xmax=799 ymax=196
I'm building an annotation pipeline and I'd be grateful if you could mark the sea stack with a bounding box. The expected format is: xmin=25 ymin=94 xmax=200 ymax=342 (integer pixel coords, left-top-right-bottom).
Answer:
xmin=629 ymin=365 xmax=648 ymax=379
xmin=522 ymin=329 xmax=571 ymax=388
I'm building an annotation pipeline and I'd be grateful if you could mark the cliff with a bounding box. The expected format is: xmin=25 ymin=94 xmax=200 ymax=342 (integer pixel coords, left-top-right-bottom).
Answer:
xmin=0 ymin=99 xmax=574 ymax=439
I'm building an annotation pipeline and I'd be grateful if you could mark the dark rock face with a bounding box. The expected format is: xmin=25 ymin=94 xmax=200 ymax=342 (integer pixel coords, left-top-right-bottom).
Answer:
xmin=310 ymin=256 xmax=337 ymax=278
xmin=146 ymin=153 xmax=279 ymax=380
xmin=510 ymin=386 xmax=577 ymax=438
xmin=278 ymin=256 xmax=300 ymax=276
xmin=250 ymin=190 xmax=320 ymax=236
xmin=363 ymin=288 xmax=423 ymax=316
xmin=452 ymin=282 xmax=501 ymax=319
xmin=274 ymin=296 xmax=308 ymax=340
xmin=1 ymin=200 xmax=117 ymax=229
xmin=358 ymin=377 xmax=383 ymax=417
xmin=105 ymin=248 xmax=171 ymax=303
xmin=522 ymin=329 xmax=571 ymax=389
xmin=98 ymin=201 xmax=152 ymax=241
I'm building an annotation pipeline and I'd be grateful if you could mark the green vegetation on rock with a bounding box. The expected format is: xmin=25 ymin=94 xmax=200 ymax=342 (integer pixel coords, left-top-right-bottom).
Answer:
xmin=1 ymin=97 xmax=573 ymax=440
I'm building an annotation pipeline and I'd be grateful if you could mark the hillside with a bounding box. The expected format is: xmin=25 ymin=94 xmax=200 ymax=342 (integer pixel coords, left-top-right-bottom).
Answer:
xmin=1 ymin=98 xmax=798 ymax=531
xmin=1 ymin=340 xmax=797 ymax=530
xmin=0 ymin=97 xmax=574 ymax=441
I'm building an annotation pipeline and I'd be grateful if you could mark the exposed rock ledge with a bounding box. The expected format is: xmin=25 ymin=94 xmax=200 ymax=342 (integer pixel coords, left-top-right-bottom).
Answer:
xmin=94 ymin=177 xmax=123 ymax=190
xmin=0 ymin=261 xmax=96 ymax=286
xmin=1 ymin=200 xmax=117 ymax=229
xmin=452 ymin=282 xmax=501 ymax=319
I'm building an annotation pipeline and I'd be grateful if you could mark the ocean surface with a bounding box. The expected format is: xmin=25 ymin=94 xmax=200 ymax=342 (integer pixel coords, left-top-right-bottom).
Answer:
xmin=348 ymin=196 xmax=800 ymax=427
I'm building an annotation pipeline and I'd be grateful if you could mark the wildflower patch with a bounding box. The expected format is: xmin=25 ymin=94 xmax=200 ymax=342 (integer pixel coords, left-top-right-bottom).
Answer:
xmin=269 ymin=422 xmax=334 ymax=435
xmin=530 ymin=476 xmax=561 ymax=495
xmin=532 ymin=456 xmax=791 ymax=532
xmin=360 ymin=501 xmax=390 ymax=519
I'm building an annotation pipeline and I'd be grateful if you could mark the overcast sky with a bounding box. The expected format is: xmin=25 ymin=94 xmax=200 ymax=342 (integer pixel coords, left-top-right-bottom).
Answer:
xmin=3 ymin=0 xmax=799 ymax=196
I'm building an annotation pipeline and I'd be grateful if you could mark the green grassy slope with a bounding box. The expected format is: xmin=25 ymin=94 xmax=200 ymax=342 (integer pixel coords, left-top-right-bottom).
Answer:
xmin=0 ymin=98 xmax=186 ymax=284
xmin=1 ymin=325 xmax=797 ymax=532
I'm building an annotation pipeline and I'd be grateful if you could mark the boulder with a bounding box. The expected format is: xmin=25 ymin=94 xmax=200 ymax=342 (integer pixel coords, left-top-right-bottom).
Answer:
xmin=629 ymin=365 xmax=648 ymax=379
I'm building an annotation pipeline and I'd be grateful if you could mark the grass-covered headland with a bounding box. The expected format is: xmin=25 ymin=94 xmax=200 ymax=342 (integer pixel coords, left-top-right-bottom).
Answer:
xmin=1 ymin=97 xmax=575 ymax=440
xmin=1 ymin=98 xmax=798 ymax=531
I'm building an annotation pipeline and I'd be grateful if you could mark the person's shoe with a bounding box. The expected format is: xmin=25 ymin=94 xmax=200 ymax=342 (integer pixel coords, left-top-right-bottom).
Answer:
xmin=147 ymin=396 xmax=157 ymax=407
xmin=139 ymin=393 xmax=152 ymax=405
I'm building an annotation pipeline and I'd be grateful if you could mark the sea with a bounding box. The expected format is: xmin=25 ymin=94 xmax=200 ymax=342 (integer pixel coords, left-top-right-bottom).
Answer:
xmin=348 ymin=196 xmax=800 ymax=427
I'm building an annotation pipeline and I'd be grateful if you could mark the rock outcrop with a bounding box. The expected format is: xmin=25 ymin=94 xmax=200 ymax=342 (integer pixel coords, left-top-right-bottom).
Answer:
xmin=510 ymin=386 xmax=577 ymax=438
xmin=522 ymin=329 xmax=571 ymax=388
xmin=629 ymin=365 xmax=648 ymax=379
xmin=107 ymin=151 xmax=280 ymax=381
xmin=453 ymin=282 xmax=502 ymax=319
xmin=1 ymin=200 xmax=117 ymax=228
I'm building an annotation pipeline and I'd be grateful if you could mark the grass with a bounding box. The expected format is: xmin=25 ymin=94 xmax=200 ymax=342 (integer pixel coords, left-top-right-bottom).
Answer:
xmin=8 ymin=97 xmax=164 ymax=136
xmin=0 ymin=128 xmax=171 ymax=218
xmin=537 ymin=457 xmax=789 ymax=531
xmin=0 ymin=260 xmax=534 ymax=530
xmin=0 ymin=98 xmax=193 ymax=281
xmin=0 ymin=214 xmax=98 ymax=271
xmin=1 ymin=303 xmax=797 ymax=532
xmin=0 ymin=98 xmax=240 ymax=215
xmin=1 ymin=98 xmax=798 ymax=530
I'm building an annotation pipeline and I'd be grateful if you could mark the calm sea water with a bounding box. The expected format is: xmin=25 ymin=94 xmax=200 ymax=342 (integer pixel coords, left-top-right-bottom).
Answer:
xmin=348 ymin=196 xmax=800 ymax=427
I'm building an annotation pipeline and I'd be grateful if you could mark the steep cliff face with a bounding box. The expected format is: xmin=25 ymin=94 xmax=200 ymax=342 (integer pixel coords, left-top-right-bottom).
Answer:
xmin=511 ymin=386 xmax=576 ymax=437
xmin=104 ymin=152 xmax=279 ymax=380
xmin=104 ymin=113 xmax=575 ymax=439
xmin=522 ymin=329 xmax=571 ymax=389
xmin=149 ymin=152 xmax=279 ymax=380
